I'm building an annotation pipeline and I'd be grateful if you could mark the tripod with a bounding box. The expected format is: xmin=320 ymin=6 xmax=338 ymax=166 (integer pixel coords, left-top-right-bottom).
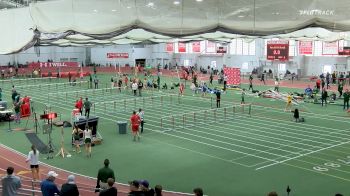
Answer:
xmin=46 ymin=119 xmax=54 ymax=159
xmin=56 ymin=127 xmax=71 ymax=158
xmin=6 ymin=113 xmax=13 ymax=132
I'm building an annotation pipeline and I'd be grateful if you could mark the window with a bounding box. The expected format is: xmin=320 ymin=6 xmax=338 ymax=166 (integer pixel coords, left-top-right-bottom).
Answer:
xmin=242 ymin=62 xmax=249 ymax=70
xmin=313 ymin=41 xmax=323 ymax=56
xmin=70 ymin=58 xmax=78 ymax=62
xmin=323 ymin=65 xmax=332 ymax=74
xmin=60 ymin=58 xmax=68 ymax=62
xmin=289 ymin=40 xmax=296 ymax=56
xmin=210 ymin=61 xmax=217 ymax=69
xmin=184 ymin=59 xmax=190 ymax=67
xmin=229 ymin=39 xmax=255 ymax=55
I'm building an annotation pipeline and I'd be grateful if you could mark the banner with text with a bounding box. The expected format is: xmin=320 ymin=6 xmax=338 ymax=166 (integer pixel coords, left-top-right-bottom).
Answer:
xmin=192 ymin=42 xmax=201 ymax=53
xmin=178 ymin=42 xmax=186 ymax=53
xmin=266 ymin=40 xmax=289 ymax=61
xmin=29 ymin=62 xmax=79 ymax=68
xmin=107 ymin=53 xmax=129 ymax=59
xmin=223 ymin=67 xmax=241 ymax=85
xmin=322 ymin=41 xmax=338 ymax=55
xmin=166 ymin=43 xmax=174 ymax=53
xmin=298 ymin=41 xmax=313 ymax=55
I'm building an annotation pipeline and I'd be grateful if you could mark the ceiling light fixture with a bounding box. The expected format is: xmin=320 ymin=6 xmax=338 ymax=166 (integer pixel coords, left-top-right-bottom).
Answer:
xmin=126 ymin=6 xmax=131 ymax=9
xmin=196 ymin=0 xmax=203 ymax=2
xmin=147 ymin=2 xmax=154 ymax=7
xmin=93 ymin=9 xmax=98 ymax=12
xmin=112 ymin=9 xmax=116 ymax=12
xmin=173 ymin=1 xmax=180 ymax=5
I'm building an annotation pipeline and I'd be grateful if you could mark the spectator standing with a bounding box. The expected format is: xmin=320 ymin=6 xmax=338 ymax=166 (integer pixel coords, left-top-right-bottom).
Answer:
xmin=60 ymin=175 xmax=79 ymax=196
xmin=138 ymin=79 xmax=143 ymax=96
xmin=157 ymin=75 xmax=161 ymax=90
xmin=89 ymin=74 xmax=93 ymax=88
xmin=68 ymin=72 xmax=72 ymax=85
xmin=132 ymin=81 xmax=138 ymax=96
xmin=321 ymin=89 xmax=328 ymax=107
xmin=223 ymin=74 xmax=228 ymax=91
xmin=193 ymin=187 xmax=203 ymax=196
xmin=41 ymin=171 xmax=60 ymax=196
xmin=343 ymin=89 xmax=350 ymax=110
xmin=130 ymin=111 xmax=141 ymax=141
xmin=94 ymin=75 xmax=99 ymax=89
xmin=97 ymin=159 xmax=115 ymax=190
xmin=84 ymin=97 xmax=92 ymax=118
xmin=83 ymin=125 xmax=92 ymax=157
xmin=1 ymin=167 xmax=21 ymax=196
xmin=118 ymin=78 xmax=123 ymax=92
xmin=215 ymin=89 xmax=221 ymax=108
xmin=99 ymin=178 xmax=118 ymax=196
xmin=137 ymin=108 xmax=144 ymax=134
xmin=338 ymin=83 xmax=343 ymax=98
xmin=326 ymin=72 xmax=331 ymax=89
xmin=274 ymin=79 xmax=279 ymax=92
xmin=25 ymin=145 xmax=40 ymax=181
xmin=209 ymin=73 xmax=213 ymax=85
xmin=261 ymin=72 xmax=266 ymax=85
xmin=248 ymin=74 xmax=254 ymax=91
xmin=75 ymin=97 xmax=83 ymax=115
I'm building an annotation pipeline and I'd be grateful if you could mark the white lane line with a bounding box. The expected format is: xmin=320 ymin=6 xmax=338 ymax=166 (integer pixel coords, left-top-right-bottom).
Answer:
xmin=255 ymin=140 xmax=350 ymax=170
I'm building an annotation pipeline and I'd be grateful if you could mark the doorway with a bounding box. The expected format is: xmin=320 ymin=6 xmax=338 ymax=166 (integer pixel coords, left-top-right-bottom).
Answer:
xmin=135 ymin=59 xmax=146 ymax=67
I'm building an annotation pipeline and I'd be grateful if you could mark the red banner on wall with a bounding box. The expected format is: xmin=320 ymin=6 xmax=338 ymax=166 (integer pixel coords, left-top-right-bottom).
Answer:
xmin=339 ymin=46 xmax=350 ymax=56
xmin=223 ymin=67 xmax=241 ymax=85
xmin=298 ymin=41 xmax=313 ymax=55
xmin=166 ymin=43 xmax=174 ymax=52
xmin=266 ymin=40 xmax=289 ymax=61
xmin=107 ymin=53 xmax=129 ymax=59
xmin=29 ymin=62 xmax=79 ymax=68
xmin=192 ymin=42 xmax=201 ymax=53
xmin=178 ymin=43 xmax=186 ymax=53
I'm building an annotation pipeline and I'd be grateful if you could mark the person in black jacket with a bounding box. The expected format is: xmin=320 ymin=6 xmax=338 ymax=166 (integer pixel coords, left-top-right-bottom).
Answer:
xmin=99 ymin=178 xmax=118 ymax=196
xmin=321 ymin=89 xmax=328 ymax=107
xmin=292 ymin=108 xmax=300 ymax=122
xmin=60 ymin=175 xmax=79 ymax=196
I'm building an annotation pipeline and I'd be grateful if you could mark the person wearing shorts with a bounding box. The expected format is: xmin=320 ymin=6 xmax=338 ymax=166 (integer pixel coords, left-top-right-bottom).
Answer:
xmin=179 ymin=83 xmax=184 ymax=96
xmin=285 ymin=93 xmax=293 ymax=112
xmin=130 ymin=111 xmax=141 ymax=141
xmin=83 ymin=126 xmax=92 ymax=157
xmin=72 ymin=125 xmax=82 ymax=153
xmin=25 ymin=145 xmax=40 ymax=181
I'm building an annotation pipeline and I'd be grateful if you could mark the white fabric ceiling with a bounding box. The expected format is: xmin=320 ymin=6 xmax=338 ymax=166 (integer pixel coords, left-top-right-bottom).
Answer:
xmin=1 ymin=0 xmax=350 ymax=54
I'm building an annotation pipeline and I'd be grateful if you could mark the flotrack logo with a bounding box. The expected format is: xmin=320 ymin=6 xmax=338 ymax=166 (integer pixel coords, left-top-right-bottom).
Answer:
xmin=299 ymin=9 xmax=335 ymax=16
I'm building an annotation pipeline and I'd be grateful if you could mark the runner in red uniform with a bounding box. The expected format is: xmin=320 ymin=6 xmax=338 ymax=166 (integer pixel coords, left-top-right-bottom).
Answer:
xmin=179 ymin=83 xmax=185 ymax=96
xmin=130 ymin=111 xmax=141 ymax=141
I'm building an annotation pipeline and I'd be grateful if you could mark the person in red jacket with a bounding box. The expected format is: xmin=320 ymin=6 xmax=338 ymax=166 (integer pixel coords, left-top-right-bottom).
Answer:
xmin=75 ymin=97 xmax=83 ymax=115
xmin=130 ymin=111 xmax=141 ymax=142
